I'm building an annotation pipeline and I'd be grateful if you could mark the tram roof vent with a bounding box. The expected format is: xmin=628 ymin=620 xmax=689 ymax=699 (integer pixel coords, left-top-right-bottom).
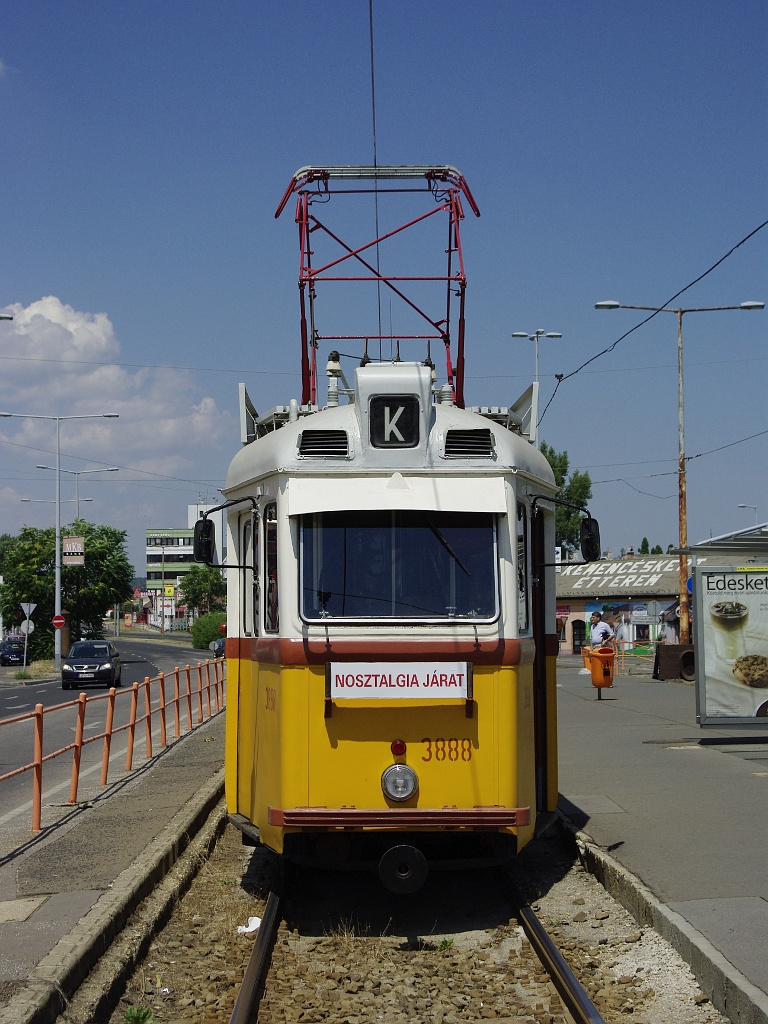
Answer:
xmin=297 ymin=429 xmax=350 ymax=458
xmin=444 ymin=428 xmax=495 ymax=458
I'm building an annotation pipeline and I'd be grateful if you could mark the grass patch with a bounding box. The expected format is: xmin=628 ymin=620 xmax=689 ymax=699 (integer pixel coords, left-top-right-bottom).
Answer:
xmin=13 ymin=659 xmax=57 ymax=680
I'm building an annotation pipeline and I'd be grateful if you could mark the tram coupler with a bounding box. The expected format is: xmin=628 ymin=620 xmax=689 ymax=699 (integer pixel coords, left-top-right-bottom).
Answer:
xmin=378 ymin=844 xmax=429 ymax=894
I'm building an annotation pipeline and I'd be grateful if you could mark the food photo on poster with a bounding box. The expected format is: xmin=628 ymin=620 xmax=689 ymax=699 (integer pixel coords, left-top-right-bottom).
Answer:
xmin=694 ymin=566 xmax=768 ymax=724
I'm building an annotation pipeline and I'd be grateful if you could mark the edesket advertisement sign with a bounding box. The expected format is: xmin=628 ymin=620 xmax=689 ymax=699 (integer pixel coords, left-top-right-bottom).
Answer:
xmin=694 ymin=566 xmax=768 ymax=725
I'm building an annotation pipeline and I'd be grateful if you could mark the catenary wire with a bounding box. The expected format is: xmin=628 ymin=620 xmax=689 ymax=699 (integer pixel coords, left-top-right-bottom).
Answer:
xmin=537 ymin=217 xmax=768 ymax=425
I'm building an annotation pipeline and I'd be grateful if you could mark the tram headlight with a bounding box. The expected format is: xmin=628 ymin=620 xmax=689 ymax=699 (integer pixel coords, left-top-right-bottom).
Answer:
xmin=381 ymin=764 xmax=418 ymax=802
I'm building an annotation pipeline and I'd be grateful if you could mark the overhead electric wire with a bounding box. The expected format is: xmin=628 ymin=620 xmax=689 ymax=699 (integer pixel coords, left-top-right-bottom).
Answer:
xmin=588 ymin=426 xmax=768 ymax=499
xmin=0 ymin=434 xmax=221 ymax=488
xmin=0 ymin=352 xmax=298 ymax=376
xmin=537 ymin=217 xmax=768 ymax=425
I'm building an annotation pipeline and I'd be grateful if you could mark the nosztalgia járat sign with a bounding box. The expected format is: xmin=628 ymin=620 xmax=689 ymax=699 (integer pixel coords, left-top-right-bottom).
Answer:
xmin=331 ymin=662 xmax=468 ymax=699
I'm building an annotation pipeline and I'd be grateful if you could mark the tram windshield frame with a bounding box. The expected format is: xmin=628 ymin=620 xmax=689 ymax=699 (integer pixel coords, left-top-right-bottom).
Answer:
xmin=300 ymin=510 xmax=499 ymax=622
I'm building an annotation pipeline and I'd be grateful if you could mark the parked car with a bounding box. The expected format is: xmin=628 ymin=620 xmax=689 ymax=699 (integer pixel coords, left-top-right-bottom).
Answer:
xmin=62 ymin=641 xmax=121 ymax=689
xmin=209 ymin=637 xmax=225 ymax=658
xmin=0 ymin=640 xmax=27 ymax=667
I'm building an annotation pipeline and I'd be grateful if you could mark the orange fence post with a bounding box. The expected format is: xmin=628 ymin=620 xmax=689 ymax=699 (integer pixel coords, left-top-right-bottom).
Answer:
xmin=196 ymin=663 xmax=204 ymax=724
xmin=158 ymin=672 xmax=168 ymax=749
xmin=204 ymin=661 xmax=212 ymax=719
xmin=213 ymin=660 xmax=221 ymax=713
xmin=68 ymin=693 xmax=87 ymax=804
xmin=32 ymin=703 xmax=44 ymax=833
xmin=126 ymin=682 xmax=139 ymax=771
xmin=100 ymin=688 xmax=116 ymax=786
xmin=185 ymin=665 xmax=193 ymax=732
xmin=173 ymin=667 xmax=181 ymax=739
xmin=144 ymin=678 xmax=153 ymax=760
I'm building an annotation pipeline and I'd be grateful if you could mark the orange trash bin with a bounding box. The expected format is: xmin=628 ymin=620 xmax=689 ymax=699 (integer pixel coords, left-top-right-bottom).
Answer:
xmin=582 ymin=646 xmax=592 ymax=669
xmin=590 ymin=646 xmax=615 ymax=699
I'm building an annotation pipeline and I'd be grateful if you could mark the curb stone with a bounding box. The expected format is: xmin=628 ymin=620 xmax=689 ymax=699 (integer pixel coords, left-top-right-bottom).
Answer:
xmin=0 ymin=770 xmax=225 ymax=1024
xmin=560 ymin=814 xmax=768 ymax=1024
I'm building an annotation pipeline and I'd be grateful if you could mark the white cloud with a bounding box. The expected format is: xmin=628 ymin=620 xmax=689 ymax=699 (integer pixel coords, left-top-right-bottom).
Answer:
xmin=0 ymin=297 xmax=235 ymax=571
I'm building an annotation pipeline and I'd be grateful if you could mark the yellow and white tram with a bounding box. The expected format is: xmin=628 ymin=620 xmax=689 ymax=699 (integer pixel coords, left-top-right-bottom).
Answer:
xmin=195 ymin=167 xmax=600 ymax=891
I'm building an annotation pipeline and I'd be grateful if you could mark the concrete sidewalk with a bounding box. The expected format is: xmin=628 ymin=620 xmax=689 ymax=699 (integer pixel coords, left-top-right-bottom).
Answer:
xmin=556 ymin=657 xmax=768 ymax=1024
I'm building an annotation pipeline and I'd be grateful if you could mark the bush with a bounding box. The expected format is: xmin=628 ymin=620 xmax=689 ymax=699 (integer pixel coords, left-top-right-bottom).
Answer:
xmin=191 ymin=612 xmax=226 ymax=651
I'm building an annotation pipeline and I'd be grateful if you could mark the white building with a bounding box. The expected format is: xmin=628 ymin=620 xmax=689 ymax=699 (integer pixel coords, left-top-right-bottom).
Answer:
xmin=145 ymin=502 xmax=225 ymax=628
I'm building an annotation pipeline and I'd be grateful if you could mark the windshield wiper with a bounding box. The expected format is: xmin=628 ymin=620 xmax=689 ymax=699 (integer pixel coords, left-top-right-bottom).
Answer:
xmin=427 ymin=520 xmax=471 ymax=577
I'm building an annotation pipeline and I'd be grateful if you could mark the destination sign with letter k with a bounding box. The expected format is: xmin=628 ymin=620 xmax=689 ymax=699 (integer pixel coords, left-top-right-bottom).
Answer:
xmin=369 ymin=395 xmax=419 ymax=448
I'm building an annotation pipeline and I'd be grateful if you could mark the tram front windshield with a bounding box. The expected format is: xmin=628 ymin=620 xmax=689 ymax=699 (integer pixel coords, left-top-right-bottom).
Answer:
xmin=301 ymin=510 xmax=497 ymax=620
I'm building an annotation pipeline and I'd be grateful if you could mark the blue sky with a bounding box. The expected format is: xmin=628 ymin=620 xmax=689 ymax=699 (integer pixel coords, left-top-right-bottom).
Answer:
xmin=1 ymin=0 xmax=766 ymax=573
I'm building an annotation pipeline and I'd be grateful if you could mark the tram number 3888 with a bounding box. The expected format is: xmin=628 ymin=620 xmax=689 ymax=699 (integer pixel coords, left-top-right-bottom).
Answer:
xmin=421 ymin=738 xmax=473 ymax=762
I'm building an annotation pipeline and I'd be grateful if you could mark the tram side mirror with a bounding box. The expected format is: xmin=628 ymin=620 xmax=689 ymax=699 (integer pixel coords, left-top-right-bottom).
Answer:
xmin=580 ymin=517 xmax=601 ymax=563
xmin=193 ymin=518 xmax=215 ymax=564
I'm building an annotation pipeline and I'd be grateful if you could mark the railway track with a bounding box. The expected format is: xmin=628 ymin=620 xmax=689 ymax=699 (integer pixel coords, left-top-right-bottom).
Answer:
xmin=231 ymin=867 xmax=606 ymax=1024
xmin=100 ymin=823 xmax=726 ymax=1024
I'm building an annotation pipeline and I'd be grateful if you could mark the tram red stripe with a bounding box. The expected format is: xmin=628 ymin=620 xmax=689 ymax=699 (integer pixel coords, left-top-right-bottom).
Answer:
xmin=233 ymin=636 xmax=534 ymax=666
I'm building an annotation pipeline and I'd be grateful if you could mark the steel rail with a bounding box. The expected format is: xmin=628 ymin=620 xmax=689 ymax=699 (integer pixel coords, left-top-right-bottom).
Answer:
xmin=228 ymin=882 xmax=282 ymax=1024
xmin=511 ymin=884 xmax=607 ymax=1024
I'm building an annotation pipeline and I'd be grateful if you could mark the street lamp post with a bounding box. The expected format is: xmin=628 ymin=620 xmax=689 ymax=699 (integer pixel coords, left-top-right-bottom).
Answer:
xmin=0 ymin=412 xmax=119 ymax=669
xmin=36 ymin=465 xmax=119 ymax=519
xmin=595 ymin=300 xmax=764 ymax=644
xmin=737 ymin=503 xmax=759 ymax=526
xmin=22 ymin=497 xmax=92 ymax=512
xmin=512 ymin=329 xmax=564 ymax=385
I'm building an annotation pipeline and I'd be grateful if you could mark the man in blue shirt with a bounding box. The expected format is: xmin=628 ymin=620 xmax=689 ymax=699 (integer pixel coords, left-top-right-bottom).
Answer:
xmin=590 ymin=611 xmax=615 ymax=647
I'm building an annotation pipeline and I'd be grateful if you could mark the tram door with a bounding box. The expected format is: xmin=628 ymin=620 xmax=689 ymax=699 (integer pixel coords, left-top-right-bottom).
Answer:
xmin=529 ymin=506 xmax=551 ymax=812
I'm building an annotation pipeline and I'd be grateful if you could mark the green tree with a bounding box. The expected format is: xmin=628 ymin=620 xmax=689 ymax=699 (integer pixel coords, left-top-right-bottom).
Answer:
xmin=639 ymin=537 xmax=650 ymax=554
xmin=0 ymin=533 xmax=16 ymax=575
xmin=179 ymin=564 xmax=226 ymax=616
xmin=650 ymin=544 xmax=664 ymax=555
xmin=540 ymin=442 xmax=593 ymax=551
xmin=0 ymin=521 xmax=134 ymax=659
xmin=191 ymin=611 xmax=227 ymax=651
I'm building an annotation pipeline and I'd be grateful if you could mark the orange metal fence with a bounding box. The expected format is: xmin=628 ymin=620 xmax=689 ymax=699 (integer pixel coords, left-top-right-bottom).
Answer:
xmin=617 ymin=638 xmax=661 ymax=672
xmin=0 ymin=658 xmax=226 ymax=833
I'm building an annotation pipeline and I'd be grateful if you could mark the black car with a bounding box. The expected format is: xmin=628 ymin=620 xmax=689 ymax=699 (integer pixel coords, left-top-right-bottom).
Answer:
xmin=0 ymin=640 xmax=27 ymax=667
xmin=62 ymin=641 xmax=122 ymax=689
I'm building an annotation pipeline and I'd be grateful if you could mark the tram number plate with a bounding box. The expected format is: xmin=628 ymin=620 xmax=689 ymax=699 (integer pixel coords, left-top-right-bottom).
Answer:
xmin=330 ymin=662 xmax=468 ymax=699
xmin=421 ymin=737 xmax=473 ymax=762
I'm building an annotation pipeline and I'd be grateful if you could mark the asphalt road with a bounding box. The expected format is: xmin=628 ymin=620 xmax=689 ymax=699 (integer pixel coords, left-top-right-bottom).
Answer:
xmin=0 ymin=633 xmax=215 ymax=855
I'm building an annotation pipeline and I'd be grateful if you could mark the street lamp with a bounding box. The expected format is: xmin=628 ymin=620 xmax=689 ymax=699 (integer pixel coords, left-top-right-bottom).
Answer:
xmin=595 ymin=299 xmax=764 ymax=643
xmin=512 ymin=329 xmax=563 ymax=385
xmin=0 ymin=411 xmax=119 ymax=669
xmin=737 ymin=504 xmax=759 ymax=526
xmin=36 ymin=465 xmax=119 ymax=519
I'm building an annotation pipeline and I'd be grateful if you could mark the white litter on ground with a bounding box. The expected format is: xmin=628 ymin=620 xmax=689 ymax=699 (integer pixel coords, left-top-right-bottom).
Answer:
xmin=237 ymin=916 xmax=261 ymax=934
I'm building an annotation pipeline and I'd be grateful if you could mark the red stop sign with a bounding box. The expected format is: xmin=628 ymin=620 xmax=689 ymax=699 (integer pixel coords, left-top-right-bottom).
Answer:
xmin=52 ymin=615 xmax=65 ymax=628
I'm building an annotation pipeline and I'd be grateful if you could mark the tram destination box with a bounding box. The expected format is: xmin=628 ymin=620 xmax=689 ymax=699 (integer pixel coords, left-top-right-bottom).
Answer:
xmin=693 ymin=564 xmax=768 ymax=726
xmin=330 ymin=662 xmax=469 ymax=700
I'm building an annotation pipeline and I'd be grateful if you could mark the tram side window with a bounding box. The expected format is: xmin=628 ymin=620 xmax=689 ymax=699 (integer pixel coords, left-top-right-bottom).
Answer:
xmin=264 ymin=503 xmax=279 ymax=633
xmin=241 ymin=516 xmax=259 ymax=636
xmin=301 ymin=510 xmax=497 ymax=621
xmin=517 ymin=503 xmax=529 ymax=634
